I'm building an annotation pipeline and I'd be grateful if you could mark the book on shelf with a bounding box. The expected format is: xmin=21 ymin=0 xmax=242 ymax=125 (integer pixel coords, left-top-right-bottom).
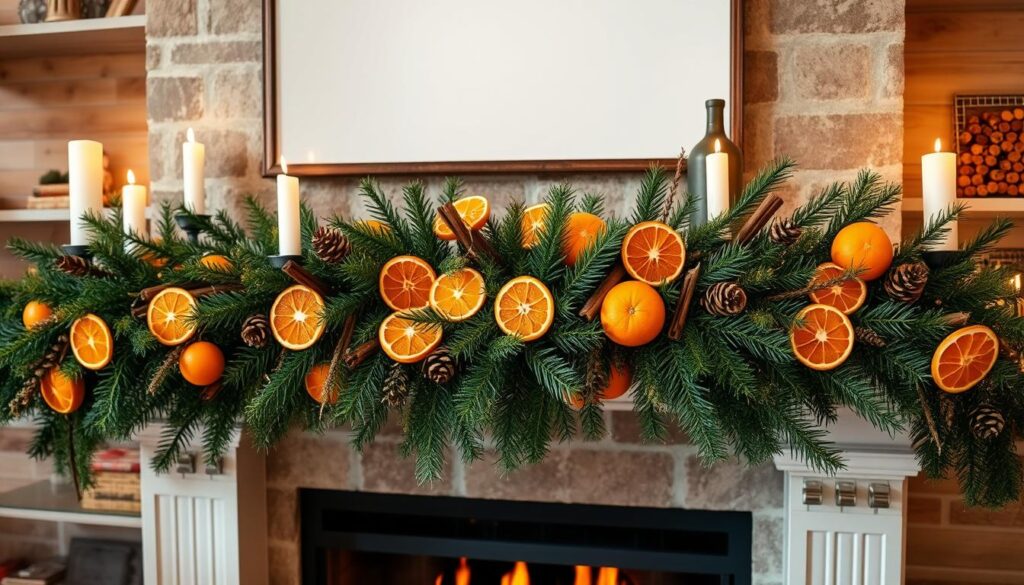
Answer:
xmin=90 ymin=449 xmax=140 ymax=473
xmin=25 ymin=196 xmax=68 ymax=210
xmin=0 ymin=558 xmax=65 ymax=585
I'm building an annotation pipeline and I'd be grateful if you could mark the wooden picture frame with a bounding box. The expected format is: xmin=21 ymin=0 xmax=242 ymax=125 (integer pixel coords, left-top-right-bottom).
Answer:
xmin=262 ymin=0 xmax=744 ymax=177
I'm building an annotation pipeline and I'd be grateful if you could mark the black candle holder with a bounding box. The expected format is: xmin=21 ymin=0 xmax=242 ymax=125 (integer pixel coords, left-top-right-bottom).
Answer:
xmin=61 ymin=245 xmax=92 ymax=260
xmin=175 ymin=213 xmax=210 ymax=245
xmin=268 ymin=255 xmax=304 ymax=269
xmin=922 ymin=250 xmax=960 ymax=271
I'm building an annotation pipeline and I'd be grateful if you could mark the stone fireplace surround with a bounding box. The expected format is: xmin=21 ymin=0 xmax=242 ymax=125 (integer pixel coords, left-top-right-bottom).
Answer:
xmin=138 ymin=0 xmax=908 ymax=583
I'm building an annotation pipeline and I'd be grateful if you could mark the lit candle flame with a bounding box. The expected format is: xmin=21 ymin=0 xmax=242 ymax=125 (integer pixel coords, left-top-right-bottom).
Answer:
xmin=714 ymin=139 xmax=721 ymax=153
xmin=187 ymin=127 xmax=196 ymax=143
xmin=127 ymin=169 xmax=136 ymax=185
xmin=934 ymin=138 xmax=942 ymax=153
xmin=280 ymin=156 xmax=289 ymax=175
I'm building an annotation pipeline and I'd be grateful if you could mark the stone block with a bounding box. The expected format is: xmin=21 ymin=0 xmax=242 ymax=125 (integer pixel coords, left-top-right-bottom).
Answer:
xmin=609 ymin=411 xmax=688 ymax=445
xmin=147 ymin=130 xmax=177 ymax=184
xmin=752 ymin=514 xmax=783 ymax=576
xmin=147 ymin=76 xmax=203 ymax=122
xmin=209 ymin=0 xmax=261 ymax=35
xmin=209 ymin=68 xmax=263 ymax=120
xmin=742 ymin=106 xmax=775 ymax=173
xmin=684 ymin=458 xmax=783 ymax=510
xmin=884 ymin=43 xmax=905 ymax=98
xmin=456 ymin=176 xmax=528 ymax=214
xmin=202 ymin=129 xmax=251 ymax=178
xmin=744 ymin=0 xmax=772 ymax=45
xmin=774 ymin=113 xmax=902 ymax=170
xmin=792 ymin=43 xmax=871 ymax=101
xmin=147 ymin=0 xmax=197 ymax=37
xmin=266 ymin=487 xmax=298 ymax=543
xmin=171 ymin=41 xmax=262 ymax=65
xmin=532 ymin=174 xmax=635 ymax=215
xmin=266 ymin=431 xmax=349 ymax=489
xmin=146 ymin=44 xmax=161 ymax=70
xmin=744 ymin=51 xmax=778 ymax=104
xmin=771 ymin=0 xmax=904 ymax=34
xmin=465 ymin=448 xmax=675 ymax=507
xmin=360 ymin=441 xmax=452 ymax=495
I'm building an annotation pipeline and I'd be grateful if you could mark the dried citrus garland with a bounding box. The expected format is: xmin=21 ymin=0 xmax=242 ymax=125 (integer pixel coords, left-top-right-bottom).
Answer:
xmin=5 ymin=163 xmax=1024 ymax=507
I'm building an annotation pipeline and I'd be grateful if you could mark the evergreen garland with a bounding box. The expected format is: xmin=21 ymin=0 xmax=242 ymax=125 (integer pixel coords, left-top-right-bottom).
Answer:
xmin=1 ymin=160 xmax=1023 ymax=507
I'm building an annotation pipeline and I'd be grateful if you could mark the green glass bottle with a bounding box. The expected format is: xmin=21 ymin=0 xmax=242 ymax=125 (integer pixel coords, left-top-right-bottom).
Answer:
xmin=687 ymin=99 xmax=743 ymax=227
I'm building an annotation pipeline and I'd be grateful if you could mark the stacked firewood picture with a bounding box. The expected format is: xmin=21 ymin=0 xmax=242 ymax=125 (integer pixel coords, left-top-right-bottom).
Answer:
xmin=958 ymin=107 xmax=1024 ymax=197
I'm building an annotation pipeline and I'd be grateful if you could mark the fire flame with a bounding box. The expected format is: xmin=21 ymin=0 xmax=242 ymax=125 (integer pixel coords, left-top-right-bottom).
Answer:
xmin=714 ymin=138 xmax=722 ymax=153
xmin=934 ymin=137 xmax=942 ymax=153
xmin=436 ymin=560 xmax=625 ymax=585
xmin=574 ymin=566 xmax=593 ymax=585
xmin=596 ymin=567 xmax=620 ymax=585
xmin=456 ymin=557 xmax=471 ymax=585
xmin=127 ymin=169 xmax=136 ymax=185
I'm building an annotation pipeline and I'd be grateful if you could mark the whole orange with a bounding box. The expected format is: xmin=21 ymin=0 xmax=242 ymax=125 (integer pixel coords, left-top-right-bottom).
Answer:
xmin=200 ymin=255 xmax=233 ymax=271
xmin=304 ymin=362 xmax=337 ymax=404
xmin=178 ymin=341 xmax=225 ymax=386
xmin=600 ymin=281 xmax=665 ymax=347
xmin=600 ymin=362 xmax=633 ymax=400
xmin=830 ymin=222 xmax=893 ymax=281
xmin=563 ymin=212 xmax=606 ymax=266
xmin=22 ymin=300 xmax=53 ymax=329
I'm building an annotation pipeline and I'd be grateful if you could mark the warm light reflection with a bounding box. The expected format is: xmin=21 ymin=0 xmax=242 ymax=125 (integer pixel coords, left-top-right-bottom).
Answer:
xmin=501 ymin=561 xmax=529 ymax=585
xmin=455 ymin=557 xmax=471 ymax=585
xmin=573 ymin=565 xmax=592 ymax=585
xmin=280 ymin=156 xmax=289 ymax=174
xmin=1011 ymin=273 xmax=1022 ymax=293
xmin=435 ymin=575 xmax=443 ymax=585
xmin=934 ymin=137 xmax=942 ymax=153
xmin=595 ymin=567 xmax=619 ymax=585
xmin=127 ymin=169 xmax=136 ymax=185
xmin=714 ymin=138 xmax=722 ymax=153
xmin=187 ymin=127 xmax=196 ymax=143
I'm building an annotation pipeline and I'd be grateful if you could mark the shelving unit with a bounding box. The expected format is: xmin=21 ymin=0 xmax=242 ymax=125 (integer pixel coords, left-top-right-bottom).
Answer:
xmin=0 ymin=209 xmax=69 ymax=223
xmin=0 ymin=15 xmax=146 ymax=58
xmin=0 ymin=480 xmax=141 ymax=529
xmin=902 ymin=197 xmax=1024 ymax=219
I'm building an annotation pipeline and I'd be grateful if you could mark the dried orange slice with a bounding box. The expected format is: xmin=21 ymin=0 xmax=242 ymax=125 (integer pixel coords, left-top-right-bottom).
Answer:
xmin=434 ymin=196 xmax=490 ymax=241
xmin=358 ymin=219 xmax=390 ymax=234
xmin=70 ymin=313 xmax=113 ymax=370
xmin=147 ymin=287 xmax=198 ymax=346
xmin=931 ymin=325 xmax=999 ymax=393
xmin=790 ymin=304 xmax=855 ymax=371
xmin=494 ymin=276 xmax=555 ymax=342
xmin=379 ymin=255 xmax=437 ymax=311
xmin=429 ymin=268 xmax=486 ymax=322
xmin=621 ymin=221 xmax=686 ymax=286
xmin=808 ymin=262 xmax=868 ymax=315
xmin=521 ymin=203 xmax=549 ymax=249
xmin=270 ymin=284 xmax=326 ymax=350
xmin=40 ymin=368 xmax=85 ymax=414
xmin=379 ymin=312 xmax=443 ymax=364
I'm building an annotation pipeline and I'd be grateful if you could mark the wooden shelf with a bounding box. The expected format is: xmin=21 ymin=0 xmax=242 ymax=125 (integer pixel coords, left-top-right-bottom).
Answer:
xmin=0 ymin=15 xmax=145 ymax=58
xmin=0 ymin=209 xmax=70 ymax=223
xmin=0 ymin=480 xmax=141 ymax=529
xmin=903 ymin=197 xmax=1024 ymax=219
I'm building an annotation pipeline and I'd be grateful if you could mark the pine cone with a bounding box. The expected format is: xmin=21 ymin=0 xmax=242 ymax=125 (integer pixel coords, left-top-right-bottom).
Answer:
xmin=970 ymin=403 xmax=1005 ymax=440
xmin=701 ymin=282 xmax=747 ymax=316
xmin=312 ymin=226 xmax=351 ymax=264
xmin=240 ymin=314 xmax=270 ymax=348
xmin=381 ymin=363 xmax=410 ymax=407
xmin=55 ymin=255 xmax=91 ymax=277
xmin=422 ymin=346 xmax=456 ymax=384
xmin=884 ymin=262 xmax=929 ymax=304
xmin=855 ymin=327 xmax=887 ymax=348
xmin=8 ymin=335 xmax=68 ymax=417
xmin=769 ymin=219 xmax=802 ymax=246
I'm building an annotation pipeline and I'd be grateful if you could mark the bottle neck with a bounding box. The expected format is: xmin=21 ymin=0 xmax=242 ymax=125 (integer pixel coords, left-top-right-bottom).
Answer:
xmin=706 ymin=104 xmax=725 ymax=134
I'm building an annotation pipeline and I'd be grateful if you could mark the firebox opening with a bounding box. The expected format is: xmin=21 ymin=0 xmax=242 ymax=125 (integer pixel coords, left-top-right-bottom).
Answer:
xmin=300 ymin=490 xmax=752 ymax=585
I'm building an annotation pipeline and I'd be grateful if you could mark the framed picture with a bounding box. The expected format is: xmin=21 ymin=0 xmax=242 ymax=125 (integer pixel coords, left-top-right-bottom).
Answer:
xmin=953 ymin=94 xmax=1024 ymax=198
xmin=262 ymin=0 xmax=744 ymax=177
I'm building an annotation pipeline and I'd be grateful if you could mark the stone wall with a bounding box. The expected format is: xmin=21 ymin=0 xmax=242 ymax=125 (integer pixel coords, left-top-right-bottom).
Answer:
xmin=144 ymin=1 xmax=906 ymax=584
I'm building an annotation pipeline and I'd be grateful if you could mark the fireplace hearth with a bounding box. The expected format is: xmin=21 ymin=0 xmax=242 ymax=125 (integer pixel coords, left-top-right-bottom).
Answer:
xmin=300 ymin=490 xmax=752 ymax=585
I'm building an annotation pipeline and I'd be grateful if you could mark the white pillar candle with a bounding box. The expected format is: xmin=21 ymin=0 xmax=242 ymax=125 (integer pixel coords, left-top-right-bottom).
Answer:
xmin=122 ymin=169 xmax=147 ymax=246
xmin=922 ymin=138 xmax=958 ymax=251
xmin=68 ymin=140 xmax=104 ymax=246
xmin=706 ymin=139 xmax=730 ymax=220
xmin=277 ymin=157 xmax=301 ymax=256
xmin=182 ymin=127 xmax=206 ymax=215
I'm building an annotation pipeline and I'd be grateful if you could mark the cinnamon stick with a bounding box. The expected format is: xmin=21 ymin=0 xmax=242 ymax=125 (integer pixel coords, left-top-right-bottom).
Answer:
xmin=339 ymin=314 xmax=357 ymax=355
xmin=281 ymin=260 xmax=331 ymax=297
xmin=138 ymin=281 xmax=203 ymax=303
xmin=735 ymin=193 xmax=784 ymax=245
xmin=579 ymin=262 xmax=628 ymax=321
xmin=343 ymin=339 xmax=379 ymax=369
xmin=131 ymin=283 xmax=244 ymax=318
xmin=668 ymin=263 xmax=701 ymax=340
xmin=941 ymin=311 xmax=970 ymax=327
xmin=438 ymin=202 xmax=502 ymax=266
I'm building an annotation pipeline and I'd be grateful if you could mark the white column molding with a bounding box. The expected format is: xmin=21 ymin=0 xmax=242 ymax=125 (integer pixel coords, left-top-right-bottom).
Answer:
xmin=774 ymin=410 xmax=920 ymax=585
xmin=136 ymin=424 xmax=267 ymax=585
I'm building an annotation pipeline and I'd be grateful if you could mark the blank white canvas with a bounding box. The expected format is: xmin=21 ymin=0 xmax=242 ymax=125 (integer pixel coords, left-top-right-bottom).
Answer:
xmin=275 ymin=0 xmax=733 ymax=165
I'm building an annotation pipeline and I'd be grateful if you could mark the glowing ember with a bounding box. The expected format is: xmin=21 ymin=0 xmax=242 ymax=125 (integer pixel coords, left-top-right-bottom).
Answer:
xmin=573 ymin=565 xmax=593 ymax=585
xmin=596 ymin=567 xmax=620 ymax=585
xmin=456 ymin=557 xmax=471 ymax=585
